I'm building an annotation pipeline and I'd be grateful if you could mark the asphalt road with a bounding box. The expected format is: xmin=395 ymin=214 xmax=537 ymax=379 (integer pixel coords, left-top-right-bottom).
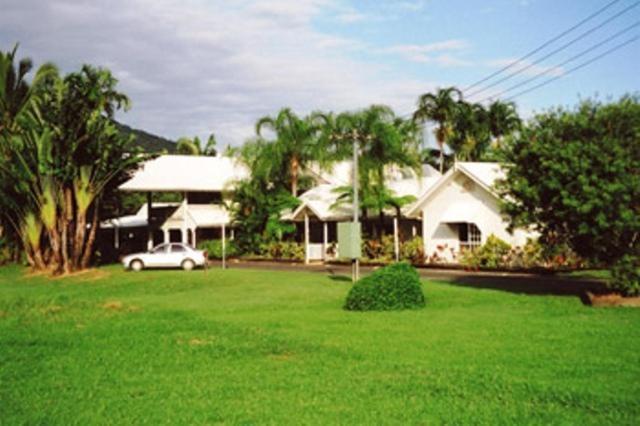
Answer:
xmin=209 ymin=259 xmax=606 ymax=299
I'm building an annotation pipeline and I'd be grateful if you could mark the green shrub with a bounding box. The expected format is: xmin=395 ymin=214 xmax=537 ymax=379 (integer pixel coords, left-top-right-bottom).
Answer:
xmin=361 ymin=236 xmax=395 ymax=262
xmin=258 ymin=240 xmax=304 ymax=261
xmin=400 ymin=237 xmax=425 ymax=264
xmin=508 ymin=238 xmax=545 ymax=269
xmin=609 ymin=255 xmax=640 ymax=297
xmin=344 ymin=262 xmax=425 ymax=311
xmin=459 ymin=234 xmax=511 ymax=269
xmin=197 ymin=239 xmax=238 ymax=259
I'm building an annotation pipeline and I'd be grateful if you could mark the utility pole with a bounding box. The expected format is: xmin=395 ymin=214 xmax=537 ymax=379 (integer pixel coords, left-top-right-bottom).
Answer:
xmin=352 ymin=131 xmax=359 ymax=282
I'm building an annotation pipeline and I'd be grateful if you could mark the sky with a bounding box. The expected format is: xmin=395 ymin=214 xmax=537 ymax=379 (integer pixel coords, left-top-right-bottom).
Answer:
xmin=1 ymin=0 xmax=638 ymax=147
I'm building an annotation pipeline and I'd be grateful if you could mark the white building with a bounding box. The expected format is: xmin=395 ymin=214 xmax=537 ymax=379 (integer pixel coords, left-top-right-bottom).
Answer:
xmin=283 ymin=162 xmax=442 ymax=262
xmin=104 ymin=155 xmax=532 ymax=265
xmin=406 ymin=162 xmax=534 ymax=263
xmin=103 ymin=155 xmax=248 ymax=253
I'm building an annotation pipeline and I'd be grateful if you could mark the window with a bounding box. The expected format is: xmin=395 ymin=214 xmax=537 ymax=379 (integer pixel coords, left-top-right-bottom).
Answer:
xmin=459 ymin=223 xmax=481 ymax=250
xmin=171 ymin=244 xmax=186 ymax=253
xmin=151 ymin=244 xmax=168 ymax=253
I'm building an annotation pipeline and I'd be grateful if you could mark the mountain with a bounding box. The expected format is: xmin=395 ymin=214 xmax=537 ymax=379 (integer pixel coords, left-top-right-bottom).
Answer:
xmin=115 ymin=121 xmax=177 ymax=153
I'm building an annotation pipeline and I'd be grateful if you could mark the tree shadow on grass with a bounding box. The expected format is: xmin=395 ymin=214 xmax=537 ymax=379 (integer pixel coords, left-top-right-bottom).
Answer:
xmin=328 ymin=275 xmax=353 ymax=283
xmin=441 ymin=274 xmax=607 ymax=304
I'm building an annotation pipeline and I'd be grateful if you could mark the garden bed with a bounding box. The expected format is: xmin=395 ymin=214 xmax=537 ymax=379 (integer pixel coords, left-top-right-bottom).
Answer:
xmin=586 ymin=292 xmax=640 ymax=307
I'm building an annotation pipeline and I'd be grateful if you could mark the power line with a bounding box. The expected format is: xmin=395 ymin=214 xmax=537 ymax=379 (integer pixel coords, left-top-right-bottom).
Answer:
xmin=504 ymin=35 xmax=639 ymax=101
xmin=462 ymin=0 xmax=623 ymax=92
xmin=478 ymin=21 xmax=640 ymax=103
xmin=466 ymin=1 xmax=640 ymax=99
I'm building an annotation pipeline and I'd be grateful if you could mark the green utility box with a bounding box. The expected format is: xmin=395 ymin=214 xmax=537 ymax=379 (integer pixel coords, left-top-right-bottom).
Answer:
xmin=337 ymin=222 xmax=361 ymax=259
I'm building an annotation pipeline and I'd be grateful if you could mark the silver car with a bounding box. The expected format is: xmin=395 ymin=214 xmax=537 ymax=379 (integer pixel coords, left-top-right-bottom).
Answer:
xmin=122 ymin=243 xmax=207 ymax=271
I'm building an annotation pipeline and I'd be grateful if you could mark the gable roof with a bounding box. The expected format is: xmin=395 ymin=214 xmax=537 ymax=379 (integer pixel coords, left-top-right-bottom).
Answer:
xmin=119 ymin=155 xmax=249 ymax=192
xmin=284 ymin=165 xmax=442 ymax=222
xmin=406 ymin=162 xmax=505 ymax=217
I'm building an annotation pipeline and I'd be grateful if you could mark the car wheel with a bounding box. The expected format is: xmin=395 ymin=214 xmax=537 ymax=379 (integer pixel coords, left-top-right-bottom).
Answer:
xmin=182 ymin=259 xmax=195 ymax=271
xmin=130 ymin=259 xmax=144 ymax=272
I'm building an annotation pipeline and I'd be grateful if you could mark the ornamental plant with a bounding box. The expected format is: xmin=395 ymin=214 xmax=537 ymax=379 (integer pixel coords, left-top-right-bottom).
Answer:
xmin=344 ymin=262 xmax=425 ymax=311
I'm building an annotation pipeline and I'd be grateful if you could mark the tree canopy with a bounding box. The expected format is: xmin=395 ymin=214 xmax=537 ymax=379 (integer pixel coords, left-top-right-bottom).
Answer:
xmin=499 ymin=95 xmax=639 ymax=292
xmin=0 ymin=46 xmax=144 ymax=273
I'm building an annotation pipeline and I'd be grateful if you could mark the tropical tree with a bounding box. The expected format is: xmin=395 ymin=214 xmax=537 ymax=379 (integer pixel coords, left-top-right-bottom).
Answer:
xmin=413 ymin=87 xmax=462 ymax=173
xmin=0 ymin=45 xmax=58 ymax=262
xmin=0 ymin=46 xmax=144 ymax=273
xmin=229 ymin=137 xmax=299 ymax=253
xmin=329 ymin=105 xmax=422 ymax=235
xmin=255 ymin=108 xmax=327 ymax=196
xmin=487 ymin=100 xmax=521 ymax=148
xmin=500 ymin=96 xmax=639 ymax=295
xmin=176 ymin=133 xmax=217 ymax=156
xmin=447 ymin=101 xmax=490 ymax=161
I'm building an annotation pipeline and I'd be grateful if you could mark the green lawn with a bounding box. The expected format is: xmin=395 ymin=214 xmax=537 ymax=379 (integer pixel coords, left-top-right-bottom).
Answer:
xmin=1 ymin=265 xmax=639 ymax=425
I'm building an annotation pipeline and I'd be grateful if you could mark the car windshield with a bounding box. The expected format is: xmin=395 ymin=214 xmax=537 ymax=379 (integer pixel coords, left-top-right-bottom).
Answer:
xmin=151 ymin=244 xmax=168 ymax=254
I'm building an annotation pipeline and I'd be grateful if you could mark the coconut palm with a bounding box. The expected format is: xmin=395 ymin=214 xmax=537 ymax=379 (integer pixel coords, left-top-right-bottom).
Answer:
xmin=330 ymin=105 xmax=422 ymax=235
xmin=176 ymin=133 xmax=217 ymax=156
xmin=448 ymin=101 xmax=492 ymax=161
xmin=255 ymin=108 xmax=325 ymax=196
xmin=413 ymin=87 xmax=462 ymax=173
xmin=0 ymin=44 xmax=57 ymax=135
xmin=487 ymin=100 xmax=521 ymax=148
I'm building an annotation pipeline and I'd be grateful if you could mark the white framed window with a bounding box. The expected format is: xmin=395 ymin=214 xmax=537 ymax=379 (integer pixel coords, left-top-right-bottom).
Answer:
xmin=459 ymin=223 xmax=482 ymax=250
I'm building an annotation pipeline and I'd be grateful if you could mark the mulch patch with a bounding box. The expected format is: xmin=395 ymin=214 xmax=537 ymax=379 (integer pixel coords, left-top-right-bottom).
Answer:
xmin=586 ymin=292 xmax=640 ymax=307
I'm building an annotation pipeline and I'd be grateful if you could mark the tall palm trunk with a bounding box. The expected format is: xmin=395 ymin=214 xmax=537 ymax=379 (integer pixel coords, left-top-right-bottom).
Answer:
xmin=45 ymin=225 xmax=62 ymax=273
xmin=80 ymin=201 xmax=99 ymax=268
xmin=61 ymin=188 xmax=73 ymax=273
xmin=436 ymin=130 xmax=445 ymax=173
xmin=290 ymin=155 xmax=299 ymax=196
xmin=72 ymin=208 xmax=87 ymax=268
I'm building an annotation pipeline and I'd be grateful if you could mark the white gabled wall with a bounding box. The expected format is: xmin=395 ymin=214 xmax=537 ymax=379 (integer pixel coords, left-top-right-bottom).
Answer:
xmin=421 ymin=171 xmax=533 ymax=263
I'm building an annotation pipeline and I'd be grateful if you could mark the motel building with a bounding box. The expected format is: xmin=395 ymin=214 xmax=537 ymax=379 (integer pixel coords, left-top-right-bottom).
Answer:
xmin=100 ymin=155 xmax=534 ymax=264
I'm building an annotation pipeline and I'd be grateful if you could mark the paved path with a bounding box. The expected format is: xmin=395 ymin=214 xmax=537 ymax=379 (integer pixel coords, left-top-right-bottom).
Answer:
xmin=209 ymin=259 xmax=606 ymax=299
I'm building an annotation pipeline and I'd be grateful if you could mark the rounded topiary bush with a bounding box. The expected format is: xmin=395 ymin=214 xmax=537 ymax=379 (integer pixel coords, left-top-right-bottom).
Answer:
xmin=344 ymin=262 xmax=425 ymax=311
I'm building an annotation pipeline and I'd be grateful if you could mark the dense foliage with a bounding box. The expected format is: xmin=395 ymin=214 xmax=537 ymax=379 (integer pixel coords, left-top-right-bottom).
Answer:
xmin=413 ymin=87 xmax=520 ymax=171
xmin=0 ymin=46 xmax=144 ymax=273
xmin=344 ymin=262 xmax=425 ymax=311
xmin=176 ymin=134 xmax=217 ymax=156
xmin=329 ymin=105 xmax=421 ymax=236
xmin=196 ymin=239 xmax=239 ymax=260
xmin=459 ymin=236 xmax=585 ymax=271
xmin=500 ymin=96 xmax=639 ymax=293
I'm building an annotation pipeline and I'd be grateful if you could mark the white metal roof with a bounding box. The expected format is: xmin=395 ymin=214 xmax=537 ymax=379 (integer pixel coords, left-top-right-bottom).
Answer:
xmin=119 ymin=155 xmax=250 ymax=192
xmin=406 ymin=162 xmax=505 ymax=217
xmin=101 ymin=202 xmax=231 ymax=229
xmin=456 ymin=162 xmax=505 ymax=190
xmin=285 ymin=165 xmax=441 ymax=222
xmin=101 ymin=202 xmax=179 ymax=228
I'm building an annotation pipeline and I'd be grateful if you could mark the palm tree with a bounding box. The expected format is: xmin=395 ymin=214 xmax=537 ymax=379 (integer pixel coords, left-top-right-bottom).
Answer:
xmin=413 ymin=87 xmax=462 ymax=173
xmin=449 ymin=101 xmax=492 ymax=161
xmin=0 ymin=44 xmax=57 ymax=135
xmin=330 ymin=105 xmax=422 ymax=235
xmin=487 ymin=100 xmax=521 ymax=148
xmin=1 ymin=53 xmax=143 ymax=273
xmin=175 ymin=133 xmax=218 ymax=156
xmin=255 ymin=108 xmax=324 ymax=196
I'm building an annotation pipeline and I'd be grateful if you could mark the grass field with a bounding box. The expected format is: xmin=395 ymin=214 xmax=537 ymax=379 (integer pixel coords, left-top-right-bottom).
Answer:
xmin=1 ymin=265 xmax=639 ymax=424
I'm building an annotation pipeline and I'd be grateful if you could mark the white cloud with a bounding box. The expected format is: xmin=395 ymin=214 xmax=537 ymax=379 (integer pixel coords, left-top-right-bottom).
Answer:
xmin=380 ymin=40 xmax=471 ymax=66
xmin=394 ymin=1 xmax=427 ymax=12
xmin=335 ymin=11 xmax=368 ymax=23
xmin=0 ymin=0 xmax=442 ymax=145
